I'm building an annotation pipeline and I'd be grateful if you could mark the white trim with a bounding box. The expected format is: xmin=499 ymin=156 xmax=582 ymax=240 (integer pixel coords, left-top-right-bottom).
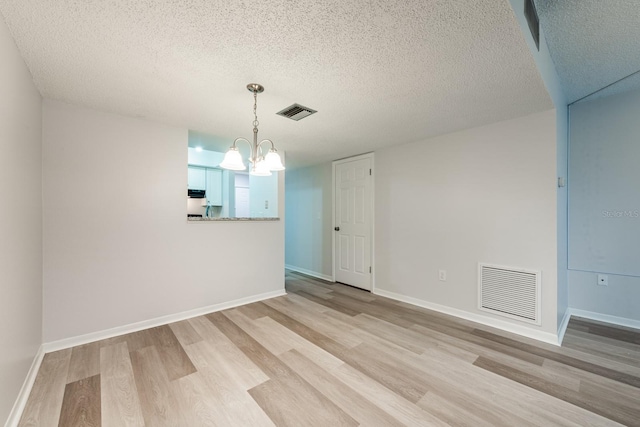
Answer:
xmin=568 ymin=308 xmax=640 ymax=331
xmin=42 ymin=289 xmax=286 ymax=353
xmin=285 ymin=264 xmax=334 ymax=282
xmin=5 ymin=345 xmax=45 ymax=427
xmin=373 ymin=288 xmax=560 ymax=346
xmin=370 ymin=156 xmax=376 ymax=293
xmin=331 ymin=160 xmax=336 ymax=282
xmin=557 ymin=308 xmax=572 ymax=345
xmin=332 ymin=152 xmax=375 ymax=292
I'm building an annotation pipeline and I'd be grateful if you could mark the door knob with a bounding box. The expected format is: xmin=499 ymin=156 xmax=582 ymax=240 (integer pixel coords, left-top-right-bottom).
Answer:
xmin=334 ymin=226 xmax=340 ymax=231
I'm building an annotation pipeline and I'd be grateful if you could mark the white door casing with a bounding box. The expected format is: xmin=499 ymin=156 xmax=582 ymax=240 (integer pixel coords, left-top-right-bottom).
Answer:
xmin=334 ymin=154 xmax=372 ymax=291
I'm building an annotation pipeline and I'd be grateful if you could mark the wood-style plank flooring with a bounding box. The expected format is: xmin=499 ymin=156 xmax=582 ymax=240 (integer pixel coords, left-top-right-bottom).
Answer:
xmin=19 ymin=271 xmax=640 ymax=426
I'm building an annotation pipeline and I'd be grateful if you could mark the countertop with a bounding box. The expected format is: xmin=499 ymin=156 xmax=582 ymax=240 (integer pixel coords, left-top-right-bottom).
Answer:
xmin=187 ymin=217 xmax=280 ymax=222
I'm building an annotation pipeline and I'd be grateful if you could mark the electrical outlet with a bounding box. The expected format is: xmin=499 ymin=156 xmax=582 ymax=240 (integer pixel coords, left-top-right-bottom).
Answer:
xmin=264 ymin=200 xmax=269 ymax=209
xmin=597 ymin=274 xmax=608 ymax=286
xmin=439 ymin=270 xmax=447 ymax=281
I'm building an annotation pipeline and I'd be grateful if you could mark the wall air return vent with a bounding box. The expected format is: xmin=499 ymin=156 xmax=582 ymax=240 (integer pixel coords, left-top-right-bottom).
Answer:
xmin=277 ymin=103 xmax=317 ymax=121
xmin=478 ymin=263 xmax=541 ymax=325
xmin=524 ymin=0 xmax=540 ymax=50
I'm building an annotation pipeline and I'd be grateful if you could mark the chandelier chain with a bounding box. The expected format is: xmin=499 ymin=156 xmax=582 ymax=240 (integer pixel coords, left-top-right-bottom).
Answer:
xmin=253 ymin=91 xmax=259 ymax=129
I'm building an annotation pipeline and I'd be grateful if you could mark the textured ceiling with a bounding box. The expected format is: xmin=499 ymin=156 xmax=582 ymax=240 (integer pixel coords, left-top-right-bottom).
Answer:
xmin=535 ymin=0 xmax=640 ymax=104
xmin=0 ymin=0 xmax=551 ymax=168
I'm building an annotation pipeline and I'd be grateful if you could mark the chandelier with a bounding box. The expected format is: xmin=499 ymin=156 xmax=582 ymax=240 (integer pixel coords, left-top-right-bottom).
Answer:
xmin=219 ymin=83 xmax=285 ymax=176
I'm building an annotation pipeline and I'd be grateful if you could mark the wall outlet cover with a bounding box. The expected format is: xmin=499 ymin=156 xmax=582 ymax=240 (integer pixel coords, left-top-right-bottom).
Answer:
xmin=597 ymin=274 xmax=608 ymax=286
xmin=439 ymin=270 xmax=447 ymax=281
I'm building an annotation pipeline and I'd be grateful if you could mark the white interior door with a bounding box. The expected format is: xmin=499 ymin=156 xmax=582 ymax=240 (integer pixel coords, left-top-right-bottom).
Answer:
xmin=334 ymin=155 xmax=372 ymax=290
xmin=235 ymin=187 xmax=250 ymax=218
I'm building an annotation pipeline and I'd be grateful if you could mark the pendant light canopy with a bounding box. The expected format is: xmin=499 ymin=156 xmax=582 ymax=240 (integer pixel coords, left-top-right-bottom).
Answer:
xmin=220 ymin=84 xmax=285 ymax=176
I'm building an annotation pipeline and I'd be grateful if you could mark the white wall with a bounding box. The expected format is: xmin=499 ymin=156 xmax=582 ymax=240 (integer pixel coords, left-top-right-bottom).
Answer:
xmin=285 ymin=163 xmax=333 ymax=279
xmin=567 ymin=88 xmax=640 ymax=322
xmin=375 ymin=109 xmax=558 ymax=336
xmin=0 ymin=17 xmax=43 ymax=424
xmin=43 ymin=100 xmax=285 ymax=343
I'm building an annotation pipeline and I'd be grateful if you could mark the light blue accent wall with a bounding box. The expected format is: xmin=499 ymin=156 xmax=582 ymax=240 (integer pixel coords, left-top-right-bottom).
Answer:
xmin=567 ymin=88 xmax=640 ymax=322
xmin=555 ymin=107 xmax=569 ymax=328
xmin=284 ymin=163 xmax=333 ymax=278
xmin=250 ymin=173 xmax=279 ymax=218
xmin=221 ymin=170 xmax=235 ymax=218
xmin=569 ymin=88 xmax=640 ymax=275
xmin=508 ymin=0 xmax=569 ymax=330
xmin=187 ymin=146 xmax=224 ymax=167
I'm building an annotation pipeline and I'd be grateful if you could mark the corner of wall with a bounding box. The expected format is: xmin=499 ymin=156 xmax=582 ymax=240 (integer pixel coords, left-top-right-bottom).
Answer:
xmin=508 ymin=0 xmax=570 ymax=334
xmin=0 ymin=15 xmax=44 ymax=425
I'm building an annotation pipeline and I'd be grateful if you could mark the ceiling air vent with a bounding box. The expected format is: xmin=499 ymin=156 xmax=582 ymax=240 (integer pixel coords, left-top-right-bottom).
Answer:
xmin=277 ymin=103 xmax=317 ymax=121
xmin=524 ymin=0 xmax=540 ymax=51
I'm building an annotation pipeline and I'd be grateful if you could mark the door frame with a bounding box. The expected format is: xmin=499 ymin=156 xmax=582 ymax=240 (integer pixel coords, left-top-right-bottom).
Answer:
xmin=331 ymin=152 xmax=375 ymax=292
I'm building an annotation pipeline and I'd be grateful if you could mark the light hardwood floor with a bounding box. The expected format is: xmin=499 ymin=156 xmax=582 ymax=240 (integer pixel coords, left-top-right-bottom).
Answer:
xmin=19 ymin=271 xmax=640 ymax=426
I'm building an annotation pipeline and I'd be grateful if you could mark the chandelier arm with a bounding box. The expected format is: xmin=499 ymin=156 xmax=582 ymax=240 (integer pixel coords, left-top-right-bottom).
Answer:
xmin=232 ymin=137 xmax=251 ymax=149
xmin=258 ymin=139 xmax=276 ymax=150
xmin=256 ymin=139 xmax=276 ymax=159
xmin=232 ymin=137 xmax=255 ymax=163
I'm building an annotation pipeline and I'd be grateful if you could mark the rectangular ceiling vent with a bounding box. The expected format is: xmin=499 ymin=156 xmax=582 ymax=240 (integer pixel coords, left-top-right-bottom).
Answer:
xmin=277 ymin=103 xmax=317 ymax=121
xmin=478 ymin=263 xmax=541 ymax=325
xmin=524 ymin=0 xmax=540 ymax=50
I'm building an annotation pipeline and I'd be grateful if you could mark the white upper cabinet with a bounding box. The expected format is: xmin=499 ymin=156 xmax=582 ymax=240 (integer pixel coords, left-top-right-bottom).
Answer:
xmin=206 ymin=168 xmax=223 ymax=206
xmin=188 ymin=166 xmax=206 ymax=190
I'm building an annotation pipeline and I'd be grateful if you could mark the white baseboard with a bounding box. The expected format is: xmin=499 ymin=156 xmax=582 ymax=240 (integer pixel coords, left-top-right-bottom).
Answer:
xmin=373 ymin=289 xmax=560 ymax=346
xmin=285 ymin=264 xmax=334 ymax=282
xmin=557 ymin=308 xmax=572 ymax=345
xmin=42 ymin=289 xmax=286 ymax=353
xmin=568 ymin=308 xmax=640 ymax=331
xmin=5 ymin=345 xmax=45 ymax=427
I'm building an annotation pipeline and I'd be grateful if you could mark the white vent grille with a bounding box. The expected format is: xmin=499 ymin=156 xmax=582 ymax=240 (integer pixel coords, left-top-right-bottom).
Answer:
xmin=276 ymin=103 xmax=317 ymax=121
xmin=478 ymin=263 xmax=541 ymax=325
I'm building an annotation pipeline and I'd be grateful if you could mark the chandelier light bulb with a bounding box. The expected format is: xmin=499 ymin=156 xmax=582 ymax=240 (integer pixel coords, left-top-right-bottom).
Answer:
xmin=251 ymin=159 xmax=272 ymax=176
xmin=219 ymin=147 xmax=246 ymax=170
xmin=265 ymin=149 xmax=285 ymax=171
